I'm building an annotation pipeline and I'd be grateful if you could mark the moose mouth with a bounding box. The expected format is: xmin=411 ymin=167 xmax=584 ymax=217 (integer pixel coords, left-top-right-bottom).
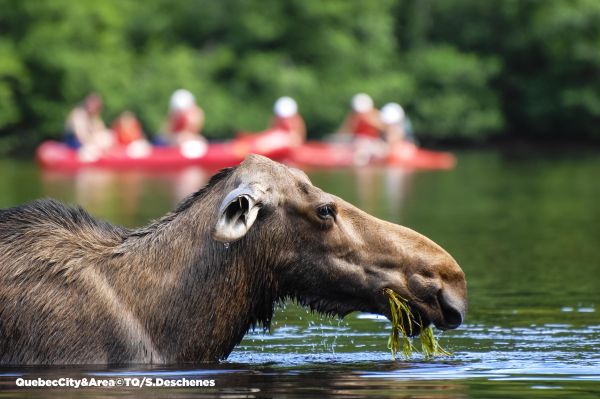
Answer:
xmin=379 ymin=289 xmax=432 ymax=337
xmin=292 ymin=289 xmax=448 ymax=338
xmin=401 ymin=304 xmax=431 ymax=337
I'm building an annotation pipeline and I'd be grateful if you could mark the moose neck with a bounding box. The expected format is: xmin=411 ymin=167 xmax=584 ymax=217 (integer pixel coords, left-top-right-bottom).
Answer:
xmin=114 ymin=199 xmax=277 ymax=363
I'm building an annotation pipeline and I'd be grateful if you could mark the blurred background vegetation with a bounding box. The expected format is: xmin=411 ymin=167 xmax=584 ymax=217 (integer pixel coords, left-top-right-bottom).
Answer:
xmin=0 ymin=0 xmax=599 ymax=153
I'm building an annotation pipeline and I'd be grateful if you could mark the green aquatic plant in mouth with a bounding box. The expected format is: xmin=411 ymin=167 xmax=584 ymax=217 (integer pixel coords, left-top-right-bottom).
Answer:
xmin=383 ymin=288 xmax=451 ymax=360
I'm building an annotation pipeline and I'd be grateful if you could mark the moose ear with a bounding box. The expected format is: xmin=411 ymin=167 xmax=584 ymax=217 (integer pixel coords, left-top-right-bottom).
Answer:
xmin=213 ymin=184 xmax=264 ymax=243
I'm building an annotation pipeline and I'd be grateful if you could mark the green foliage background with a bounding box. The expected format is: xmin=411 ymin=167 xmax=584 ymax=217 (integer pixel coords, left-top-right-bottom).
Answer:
xmin=0 ymin=0 xmax=599 ymax=151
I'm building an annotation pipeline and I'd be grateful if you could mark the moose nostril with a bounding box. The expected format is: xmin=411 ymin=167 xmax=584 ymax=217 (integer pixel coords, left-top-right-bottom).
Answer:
xmin=438 ymin=290 xmax=465 ymax=329
xmin=420 ymin=270 xmax=435 ymax=279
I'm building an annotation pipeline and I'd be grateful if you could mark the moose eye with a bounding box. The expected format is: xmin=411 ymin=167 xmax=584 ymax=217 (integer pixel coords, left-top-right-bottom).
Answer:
xmin=317 ymin=204 xmax=336 ymax=220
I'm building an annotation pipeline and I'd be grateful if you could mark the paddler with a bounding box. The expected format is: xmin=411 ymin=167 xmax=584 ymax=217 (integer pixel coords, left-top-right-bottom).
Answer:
xmin=338 ymin=93 xmax=385 ymax=139
xmin=338 ymin=93 xmax=387 ymax=165
xmin=64 ymin=93 xmax=114 ymax=161
xmin=111 ymin=111 xmax=152 ymax=158
xmin=380 ymin=102 xmax=415 ymax=144
xmin=270 ymin=96 xmax=306 ymax=146
xmin=164 ymin=89 xmax=207 ymax=158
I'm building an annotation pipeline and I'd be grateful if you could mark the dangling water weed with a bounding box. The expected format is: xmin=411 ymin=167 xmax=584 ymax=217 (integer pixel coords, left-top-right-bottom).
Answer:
xmin=383 ymin=288 xmax=451 ymax=360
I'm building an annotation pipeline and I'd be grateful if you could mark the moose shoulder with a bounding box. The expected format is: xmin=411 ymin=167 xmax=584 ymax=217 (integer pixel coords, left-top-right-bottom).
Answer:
xmin=0 ymin=155 xmax=467 ymax=365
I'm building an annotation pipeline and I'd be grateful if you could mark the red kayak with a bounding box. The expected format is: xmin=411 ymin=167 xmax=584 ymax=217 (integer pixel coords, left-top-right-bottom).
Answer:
xmin=36 ymin=141 xmax=243 ymax=171
xmin=386 ymin=142 xmax=456 ymax=169
xmin=233 ymin=128 xmax=293 ymax=161
xmin=287 ymin=141 xmax=456 ymax=170
xmin=37 ymin=129 xmax=293 ymax=171
xmin=286 ymin=142 xmax=354 ymax=168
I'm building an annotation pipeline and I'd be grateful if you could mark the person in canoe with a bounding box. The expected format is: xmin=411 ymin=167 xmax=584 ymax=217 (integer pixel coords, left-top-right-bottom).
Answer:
xmin=380 ymin=102 xmax=416 ymax=145
xmin=270 ymin=96 xmax=306 ymax=147
xmin=338 ymin=93 xmax=387 ymax=165
xmin=111 ymin=111 xmax=152 ymax=158
xmin=234 ymin=96 xmax=305 ymax=156
xmin=338 ymin=93 xmax=384 ymax=138
xmin=64 ymin=93 xmax=115 ymax=161
xmin=164 ymin=89 xmax=208 ymax=158
xmin=380 ymin=102 xmax=425 ymax=164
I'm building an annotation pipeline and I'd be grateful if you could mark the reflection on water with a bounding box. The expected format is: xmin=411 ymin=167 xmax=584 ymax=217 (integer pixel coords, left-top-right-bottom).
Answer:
xmin=353 ymin=166 xmax=414 ymax=215
xmin=0 ymin=150 xmax=599 ymax=398
xmin=40 ymin=168 xmax=209 ymax=226
xmin=36 ymin=165 xmax=415 ymax=228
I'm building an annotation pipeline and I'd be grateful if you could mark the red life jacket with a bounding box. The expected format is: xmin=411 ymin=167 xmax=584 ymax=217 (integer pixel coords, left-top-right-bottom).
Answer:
xmin=169 ymin=107 xmax=201 ymax=133
xmin=350 ymin=113 xmax=380 ymax=138
xmin=113 ymin=117 xmax=143 ymax=146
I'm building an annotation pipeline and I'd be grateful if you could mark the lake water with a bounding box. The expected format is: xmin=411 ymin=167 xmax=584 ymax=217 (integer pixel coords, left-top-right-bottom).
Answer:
xmin=0 ymin=149 xmax=599 ymax=398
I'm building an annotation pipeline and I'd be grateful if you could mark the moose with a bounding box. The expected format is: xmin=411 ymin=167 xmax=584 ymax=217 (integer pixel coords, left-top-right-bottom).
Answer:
xmin=0 ymin=155 xmax=466 ymax=365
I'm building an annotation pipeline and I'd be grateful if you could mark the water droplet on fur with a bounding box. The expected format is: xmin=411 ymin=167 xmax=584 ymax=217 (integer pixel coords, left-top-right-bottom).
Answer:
xmin=224 ymin=243 xmax=230 ymax=249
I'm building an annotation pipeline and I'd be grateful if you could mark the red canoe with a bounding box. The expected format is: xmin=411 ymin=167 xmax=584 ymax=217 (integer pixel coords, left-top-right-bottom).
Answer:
xmin=36 ymin=141 xmax=243 ymax=171
xmin=287 ymin=141 xmax=456 ymax=170
xmin=36 ymin=129 xmax=293 ymax=171
xmin=232 ymin=128 xmax=293 ymax=161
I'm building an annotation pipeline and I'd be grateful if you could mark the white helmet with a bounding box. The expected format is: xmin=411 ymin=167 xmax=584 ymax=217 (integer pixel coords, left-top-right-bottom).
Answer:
xmin=169 ymin=89 xmax=196 ymax=112
xmin=380 ymin=102 xmax=405 ymax=125
xmin=351 ymin=93 xmax=374 ymax=113
xmin=274 ymin=96 xmax=298 ymax=118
